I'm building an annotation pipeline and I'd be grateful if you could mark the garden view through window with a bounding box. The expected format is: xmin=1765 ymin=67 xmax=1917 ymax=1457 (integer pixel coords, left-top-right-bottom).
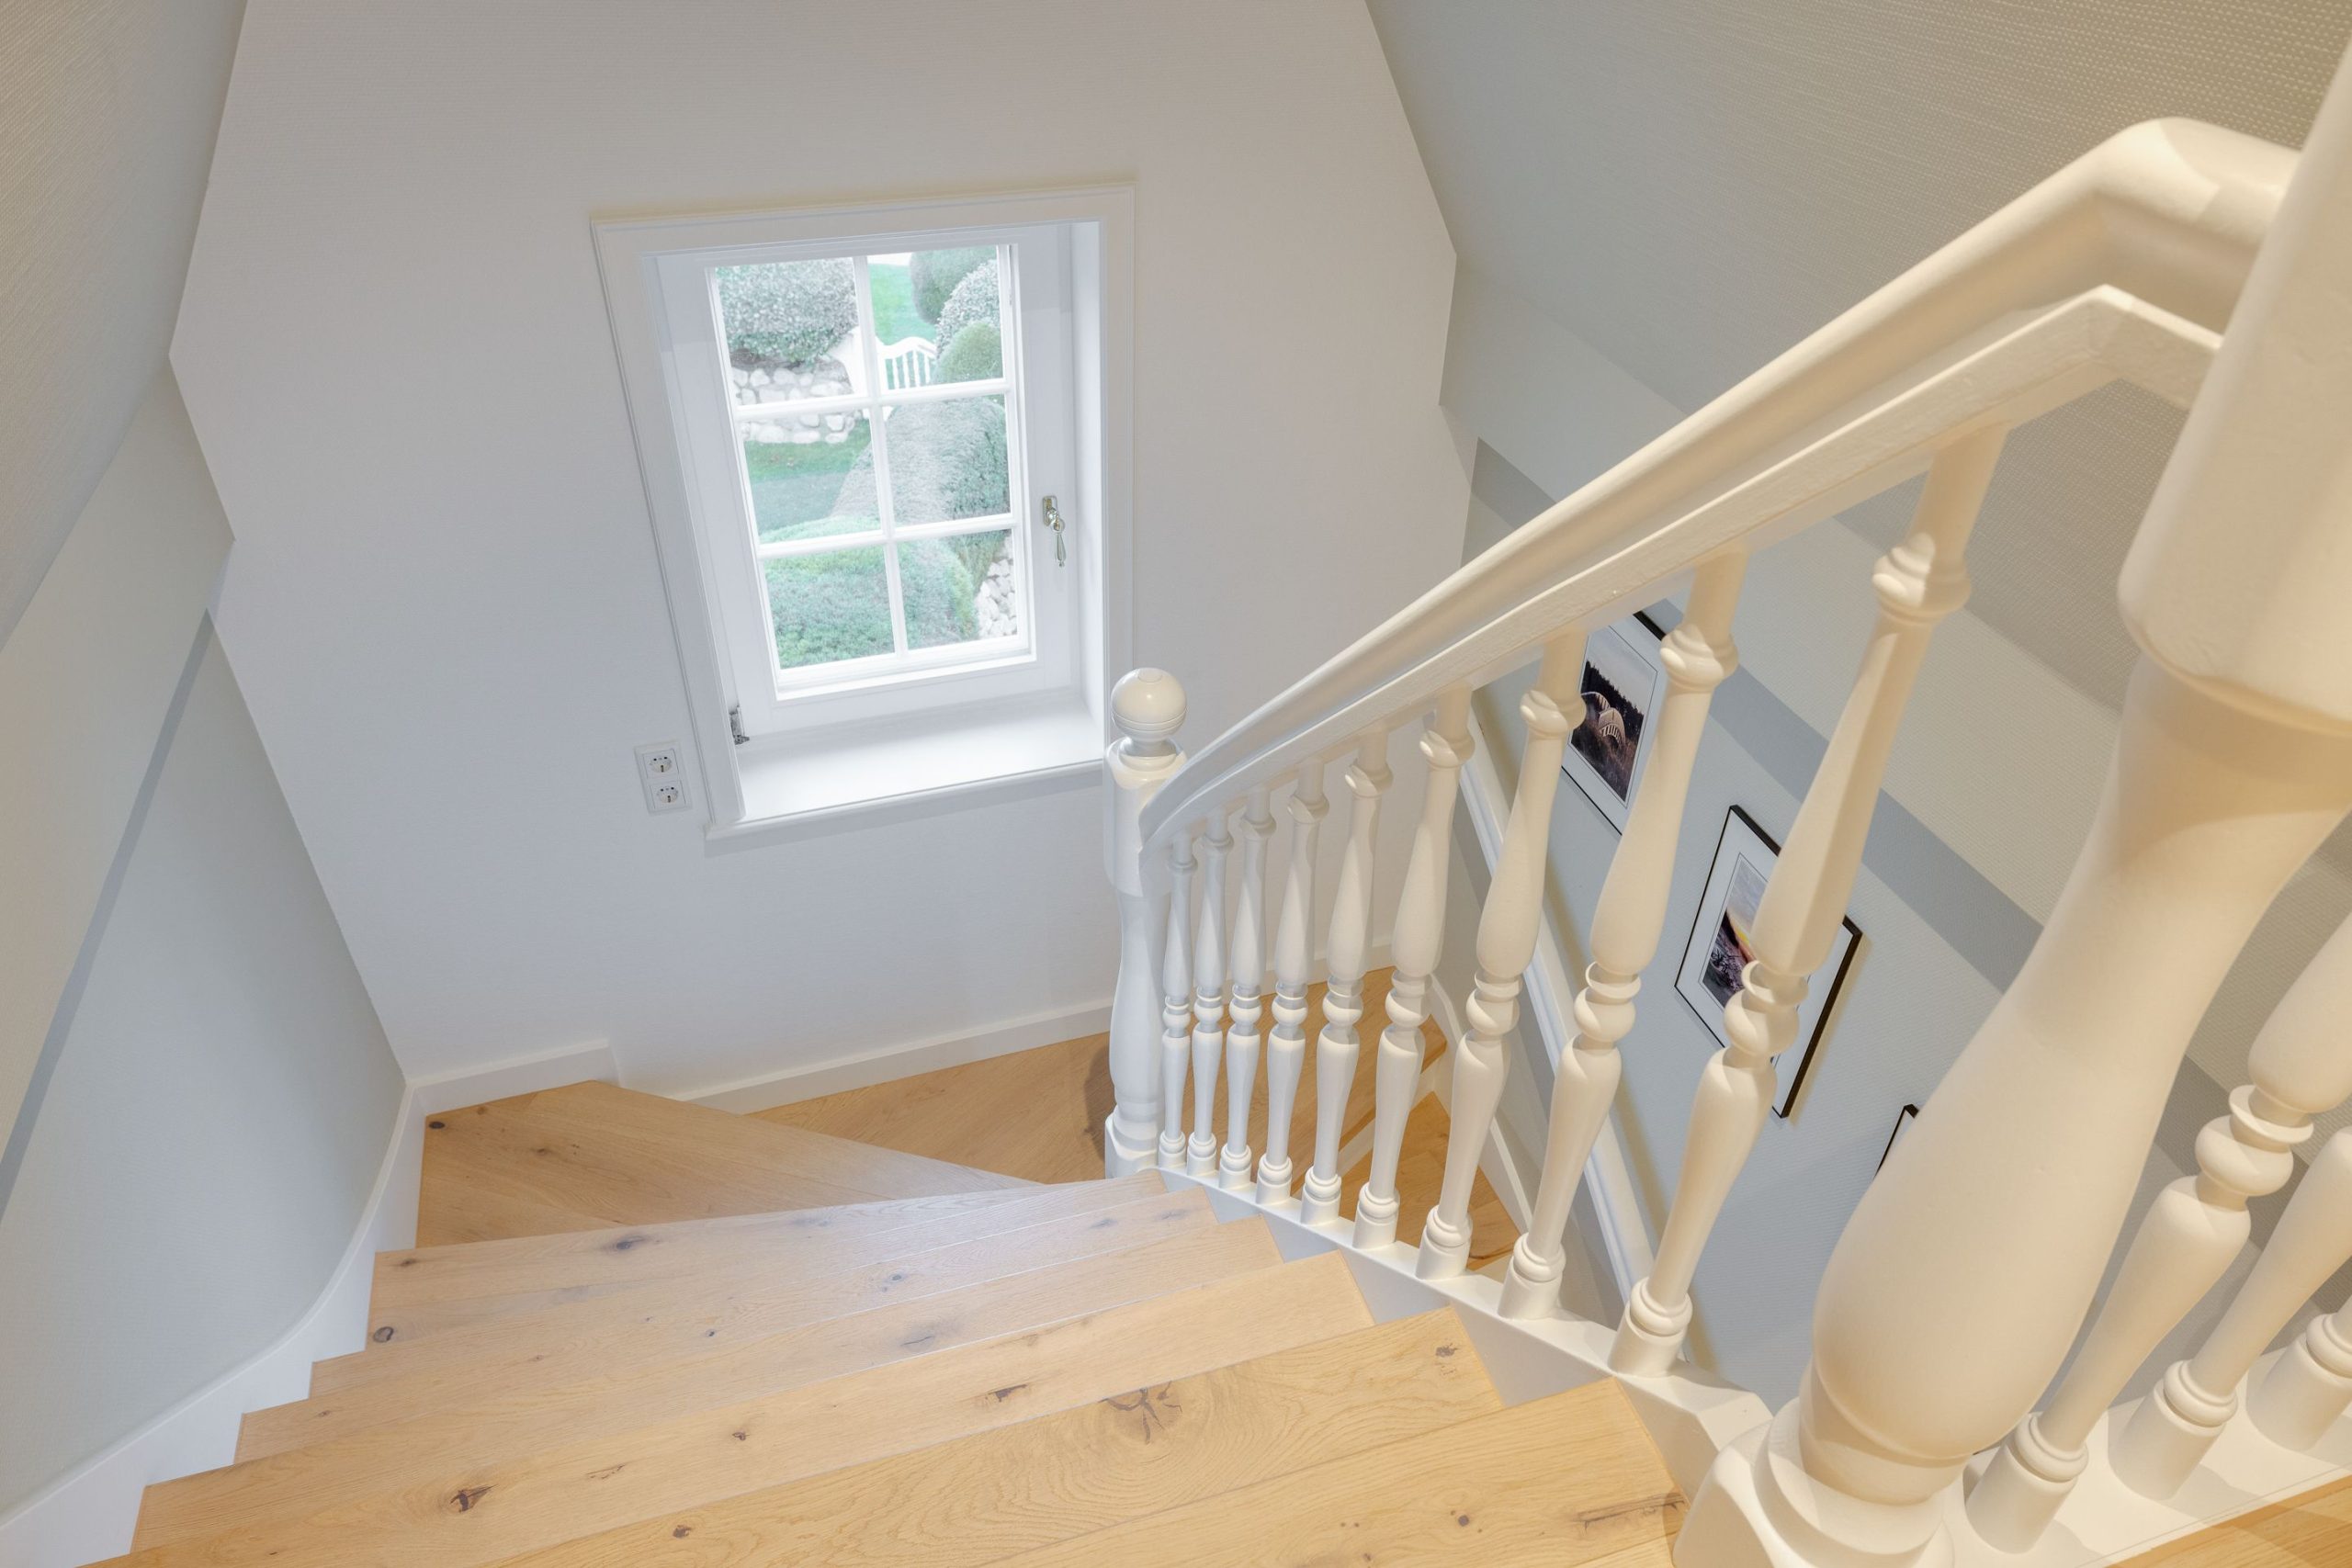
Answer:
xmin=717 ymin=244 xmax=1025 ymax=688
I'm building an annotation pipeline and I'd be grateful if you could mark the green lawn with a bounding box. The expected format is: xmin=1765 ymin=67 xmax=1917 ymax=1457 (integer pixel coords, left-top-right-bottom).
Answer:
xmin=866 ymin=262 xmax=933 ymax=346
xmin=741 ymin=423 xmax=876 ymax=543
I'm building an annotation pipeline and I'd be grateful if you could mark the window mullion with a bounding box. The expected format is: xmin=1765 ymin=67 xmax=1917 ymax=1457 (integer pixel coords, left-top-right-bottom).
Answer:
xmin=851 ymin=255 xmax=910 ymax=658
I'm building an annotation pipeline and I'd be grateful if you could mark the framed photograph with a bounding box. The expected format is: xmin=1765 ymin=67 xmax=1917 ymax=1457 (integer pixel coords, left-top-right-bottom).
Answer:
xmin=1875 ymin=1103 xmax=1920 ymax=1175
xmin=1674 ymin=806 xmax=1863 ymax=1119
xmin=1561 ymin=610 xmax=1668 ymax=832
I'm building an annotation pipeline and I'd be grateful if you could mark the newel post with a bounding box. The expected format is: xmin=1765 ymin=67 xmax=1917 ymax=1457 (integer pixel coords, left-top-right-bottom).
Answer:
xmin=1679 ymin=48 xmax=2352 ymax=1568
xmin=1102 ymin=669 xmax=1185 ymax=1178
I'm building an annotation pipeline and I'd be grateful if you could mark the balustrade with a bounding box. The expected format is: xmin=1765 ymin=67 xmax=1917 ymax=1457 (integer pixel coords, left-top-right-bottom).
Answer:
xmin=1257 ymin=759 xmax=1329 ymax=1204
xmin=1499 ymin=557 xmax=1744 ymax=1316
xmin=1186 ymin=815 xmax=1233 ymax=1177
xmin=1221 ymin=787 xmax=1275 ymax=1189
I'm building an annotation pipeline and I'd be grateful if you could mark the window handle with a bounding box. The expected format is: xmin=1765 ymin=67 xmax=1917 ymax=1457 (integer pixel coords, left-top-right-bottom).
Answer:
xmin=1040 ymin=495 xmax=1068 ymax=569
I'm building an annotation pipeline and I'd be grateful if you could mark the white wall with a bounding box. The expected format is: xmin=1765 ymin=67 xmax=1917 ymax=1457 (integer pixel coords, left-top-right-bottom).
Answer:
xmin=0 ymin=0 xmax=243 ymax=647
xmin=0 ymin=375 xmax=233 ymax=1159
xmin=0 ymin=624 xmax=403 ymax=1511
xmin=173 ymin=0 xmax=1468 ymax=1094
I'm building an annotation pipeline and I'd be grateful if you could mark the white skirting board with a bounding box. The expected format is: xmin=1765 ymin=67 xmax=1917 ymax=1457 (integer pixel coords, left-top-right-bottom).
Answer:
xmin=0 ymin=1041 xmax=615 ymax=1568
xmin=677 ymin=940 xmax=1397 ymax=1115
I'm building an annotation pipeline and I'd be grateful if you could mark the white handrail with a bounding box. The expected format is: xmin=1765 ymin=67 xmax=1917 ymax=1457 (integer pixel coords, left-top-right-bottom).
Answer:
xmin=1138 ymin=119 xmax=2290 ymax=857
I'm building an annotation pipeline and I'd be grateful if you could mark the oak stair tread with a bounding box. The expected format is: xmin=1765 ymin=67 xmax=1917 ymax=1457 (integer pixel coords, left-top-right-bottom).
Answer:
xmin=416 ymin=1079 xmax=1027 ymax=1247
xmin=241 ymin=1186 xmax=1222 ymax=1456
xmin=114 ymin=1252 xmax=1372 ymax=1567
xmin=141 ymin=1217 xmax=1289 ymax=1540
xmin=982 ymin=1375 xmax=1683 ymax=1568
xmin=482 ymin=1308 xmax=1502 ymax=1568
xmin=368 ymin=1171 xmax=1160 ymax=1325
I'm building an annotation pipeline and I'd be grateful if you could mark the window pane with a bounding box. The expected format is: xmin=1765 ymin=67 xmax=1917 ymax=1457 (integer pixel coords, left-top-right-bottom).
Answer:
xmin=904 ymin=529 xmax=1020 ymax=651
xmin=765 ymin=546 xmax=894 ymax=672
xmin=716 ymin=258 xmax=864 ymax=406
xmin=905 ymin=247 xmax=1001 ymax=384
xmin=882 ymin=395 xmax=1009 ymax=525
xmin=740 ymin=411 xmax=876 ymax=544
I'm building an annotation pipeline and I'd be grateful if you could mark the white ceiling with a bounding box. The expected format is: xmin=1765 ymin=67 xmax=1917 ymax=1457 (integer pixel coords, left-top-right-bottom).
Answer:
xmin=1368 ymin=0 xmax=2352 ymax=711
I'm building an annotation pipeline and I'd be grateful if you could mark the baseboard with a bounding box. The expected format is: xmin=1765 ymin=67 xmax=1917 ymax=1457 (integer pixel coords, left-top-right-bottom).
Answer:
xmin=409 ymin=1039 xmax=617 ymax=1115
xmin=682 ymin=999 xmax=1115 ymax=1112
xmin=0 ymin=1039 xmax=615 ymax=1568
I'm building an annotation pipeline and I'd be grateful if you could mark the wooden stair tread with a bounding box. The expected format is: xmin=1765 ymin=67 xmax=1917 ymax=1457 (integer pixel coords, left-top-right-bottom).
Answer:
xmin=1340 ymin=1093 xmax=1521 ymax=1269
xmin=140 ymin=1219 xmax=1287 ymax=1542
xmin=752 ymin=967 xmax=1442 ymax=1184
xmin=238 ymin=1189 xmax=1220 ymax=1455
xmin=989 ymin=1375 xmax=1683 ymax=1568
xmin=114 ymin=1252 xmax=1370 ymax=1568
xmin=2123 ymin=1472 xmax=2352 ymax=1567
xmin=417 ymin=1080 xmax=1025 ymax=1247
xmin=370 ymin=1173 xmax=1159 ymax=1325
xmin=484 ymin=1309 xmax=1498 ymax=1568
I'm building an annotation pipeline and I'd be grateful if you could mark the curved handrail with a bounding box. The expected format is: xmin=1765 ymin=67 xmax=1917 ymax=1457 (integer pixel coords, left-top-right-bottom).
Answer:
xmin=1140 ymin=118 xmax=2292 ymax=852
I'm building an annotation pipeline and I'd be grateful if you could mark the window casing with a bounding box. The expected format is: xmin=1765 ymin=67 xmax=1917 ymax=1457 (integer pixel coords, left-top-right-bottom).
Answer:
xmin=596 ymin=187 xmax=1128 ymax=840
xmin=653 ymin=224 xmax=1080 ymax=739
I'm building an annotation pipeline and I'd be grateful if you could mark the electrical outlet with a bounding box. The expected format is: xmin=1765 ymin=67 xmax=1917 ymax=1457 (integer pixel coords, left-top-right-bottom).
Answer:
xmin=635 ymin=742 xmax=692 ymax=814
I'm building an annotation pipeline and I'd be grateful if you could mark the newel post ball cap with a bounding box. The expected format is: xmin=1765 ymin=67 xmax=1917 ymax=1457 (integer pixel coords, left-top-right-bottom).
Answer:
xmin=1113 ymin=667 xmax=1186 ymax=742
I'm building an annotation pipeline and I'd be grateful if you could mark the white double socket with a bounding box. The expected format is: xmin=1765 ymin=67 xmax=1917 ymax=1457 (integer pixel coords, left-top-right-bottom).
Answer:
xmin=634 ymin=741 xmax=692 ymax=814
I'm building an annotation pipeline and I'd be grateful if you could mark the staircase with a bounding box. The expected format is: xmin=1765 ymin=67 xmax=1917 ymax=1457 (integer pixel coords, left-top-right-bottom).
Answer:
xmin=90 ymin=1078 xmax=1680 ymax=1566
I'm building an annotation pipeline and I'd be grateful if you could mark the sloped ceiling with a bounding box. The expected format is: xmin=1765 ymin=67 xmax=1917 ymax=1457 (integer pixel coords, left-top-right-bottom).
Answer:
xmin=1368 ymin=0 xmax=2352 ymax=710
xmin=0 ymin=0 xmax=245 ymax=648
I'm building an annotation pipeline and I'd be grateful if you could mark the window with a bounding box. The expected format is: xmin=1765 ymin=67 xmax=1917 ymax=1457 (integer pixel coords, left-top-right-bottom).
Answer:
xmin=598 ymin=190 xmax=1129 ymax=839
xmin=659 ymin=231 xmax=1080 ymax=737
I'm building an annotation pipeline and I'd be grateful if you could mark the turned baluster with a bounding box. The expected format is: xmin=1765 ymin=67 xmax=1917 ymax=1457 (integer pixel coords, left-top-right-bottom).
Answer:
xmin=2113 ymin=1127 xmax=2352 ymax=1497
xmin=1416 ymin=634 xmax=1585 ymax=1279
xmin=1256 ymin=761 xmax=1329 ymax=1204
xmin=1613 ymin=431 xmax=2003 ymax=1374
xmin=1300 ymin=729 xmax=1393 ymax=1226
xmin=1186 ymin=814 xmax=1233 ymax=1176
xmin=1221 ymin=787 xmax=1275 ymax=1190
xmin=1499 ymin=558 xmax=1745 ymax=1316
xmin=1356 ymin=690 xmax=1475 ymax=1249
xmin=2254 ymin=1292 xmax=2352 ymax=1451
xmin=1156 ymin=834 xmax=1195 ymax=1171
xmin=1971 ymin=908 xmax=2352 ymax=1549
xmin=1681 ymin=73 xmax=2352 ymax=1567
xmin=1101 ymin=670 xmax=1186 ymax=1176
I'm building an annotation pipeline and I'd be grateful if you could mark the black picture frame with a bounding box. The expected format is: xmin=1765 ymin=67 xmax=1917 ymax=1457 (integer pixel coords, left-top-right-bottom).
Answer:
xmin=1672 ymin=805 xmax=1865 ymax=1119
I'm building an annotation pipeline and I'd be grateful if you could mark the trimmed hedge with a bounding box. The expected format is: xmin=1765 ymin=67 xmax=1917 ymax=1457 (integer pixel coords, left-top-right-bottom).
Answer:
xmin=718 ymin=259 xmax=855 ymax=370
xmin=831 ymin=398 xmax=1007 ymax=524
xmin=935 ymin=321 xmax=1002 ymax=382
xmin=766 ymin=540 xmax=982 ymax=666
xmin=933 ymin=260 xmax=1000 ymax=361
xmin=910 ymin=247 xmax=991 ymax=321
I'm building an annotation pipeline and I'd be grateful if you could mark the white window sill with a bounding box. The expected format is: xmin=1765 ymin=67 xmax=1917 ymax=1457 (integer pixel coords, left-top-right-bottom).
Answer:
xmin=705 ymin=693 xmax=1102 ymax=852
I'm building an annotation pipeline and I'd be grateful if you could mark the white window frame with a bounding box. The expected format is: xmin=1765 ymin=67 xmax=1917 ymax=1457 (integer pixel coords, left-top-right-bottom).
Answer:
xmin=595 ymin=188 xmax=1132 ymax=843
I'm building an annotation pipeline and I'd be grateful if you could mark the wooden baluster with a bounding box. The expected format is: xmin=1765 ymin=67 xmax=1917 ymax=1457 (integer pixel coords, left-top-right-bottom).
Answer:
xmin=1611 ymin=432 xmax=2002 ymax=1373
xmin=1301 ymin=729 xmax=1393 ymax=1226
xmin=1500 ymin=557 xmax=1744 ymax=1315
xmin=2113 ymin=1126 xmax=2352 ymax=1497
xmin=1970 ymin=908 xmax=2352 ymax=1548
xmin=1221 ymin=787 xmax=1275 ymax=1190
xmin=1156 ymin=834 xmax=1195 ymax=1171
xmin=1355 ymin=690 xmax=1475 ymax=1249
xmin=1256 ymin=761 xmax=1329 ymax=1204
xmin=1417 ymin=635 xmax=1584 ymax=1278
xmin=1101 ymin=670 xmax=1186 ymax=1176
xmin=2253 ymin=1291 xmax=2352 ymax=1451
xmin=1186 ymin=814 xmax=1233 ymax=1176
xmin=1683 ymin=78 xmax=2352 ymax=1562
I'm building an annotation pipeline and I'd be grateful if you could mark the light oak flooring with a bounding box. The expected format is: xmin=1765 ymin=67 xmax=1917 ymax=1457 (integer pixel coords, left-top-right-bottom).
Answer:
xmin=755 ymin=966 xmax=1522 ymax=1268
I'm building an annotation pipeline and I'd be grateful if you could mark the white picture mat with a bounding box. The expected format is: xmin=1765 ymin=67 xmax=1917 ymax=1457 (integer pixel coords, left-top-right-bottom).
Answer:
xmin=1673 ymin=805 xmax=1862 ymax=1118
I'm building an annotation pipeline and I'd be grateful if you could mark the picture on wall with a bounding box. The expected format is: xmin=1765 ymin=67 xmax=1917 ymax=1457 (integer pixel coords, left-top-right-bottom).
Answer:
xmin=1674 ymin=806 xmax=1863 ymax=1119
xmin=1561 ymin=610 xmax=1668 ymax=831
xmin=1875 ymin=1103 xmax=1920 ymax=1176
